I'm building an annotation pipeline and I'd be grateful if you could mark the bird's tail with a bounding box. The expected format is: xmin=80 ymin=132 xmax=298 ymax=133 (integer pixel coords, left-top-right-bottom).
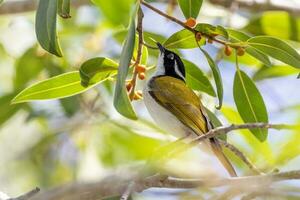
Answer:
xmin=209 ymin=137 xmax=237 ymax=177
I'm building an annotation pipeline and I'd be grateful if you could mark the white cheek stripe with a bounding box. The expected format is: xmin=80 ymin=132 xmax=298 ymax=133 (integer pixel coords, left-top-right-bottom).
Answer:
xmin=174 ymin=61 xmax=185 ymax=81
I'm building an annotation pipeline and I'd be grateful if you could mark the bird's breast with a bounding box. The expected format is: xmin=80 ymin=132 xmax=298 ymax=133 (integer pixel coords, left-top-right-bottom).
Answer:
xmin=143 ymin=81 xmax=190 ymax=138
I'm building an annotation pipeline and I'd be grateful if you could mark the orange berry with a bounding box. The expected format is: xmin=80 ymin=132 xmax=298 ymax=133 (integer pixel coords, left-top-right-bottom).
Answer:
xmin=237 ymin=47 xmax=245 ymax=56
xmin=195 ymin=32 xmax=202 ymax=41
xmin=136 ymin=65 xmax=146 ymax=73
xmin=224 ymin=46 xmax=232 ymax=56
xmin=185 ymin=17 xmax=196 ymax=28
xmin=138 ymin=72 xmax=146 ymax=80
xmin=126 ymin=82 xmax=132 ymax=91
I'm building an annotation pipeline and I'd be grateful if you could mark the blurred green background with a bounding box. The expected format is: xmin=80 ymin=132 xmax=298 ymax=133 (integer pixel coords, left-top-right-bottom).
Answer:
xmin=1 ymin=0 xmax=300 ymax=199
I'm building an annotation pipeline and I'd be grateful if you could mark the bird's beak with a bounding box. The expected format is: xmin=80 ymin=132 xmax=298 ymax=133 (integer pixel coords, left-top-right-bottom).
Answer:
xmin=157 ymin=42 xmax=165 ymax=53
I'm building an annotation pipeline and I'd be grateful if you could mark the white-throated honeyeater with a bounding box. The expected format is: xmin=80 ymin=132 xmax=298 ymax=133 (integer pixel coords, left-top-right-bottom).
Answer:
xmin=143 ymin=43 xmax=237 ymax=177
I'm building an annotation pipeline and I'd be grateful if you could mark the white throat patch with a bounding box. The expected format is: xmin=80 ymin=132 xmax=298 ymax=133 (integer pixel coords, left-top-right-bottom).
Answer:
xmin=153 ymin=53 xmax=165 ymax=77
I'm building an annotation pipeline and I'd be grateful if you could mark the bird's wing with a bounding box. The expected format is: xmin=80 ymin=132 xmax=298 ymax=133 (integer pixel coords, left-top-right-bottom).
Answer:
xmin=148 ymin=76 xmax=208 ymax=135
xmin=149 ymin=76 xmax=238 ymax=176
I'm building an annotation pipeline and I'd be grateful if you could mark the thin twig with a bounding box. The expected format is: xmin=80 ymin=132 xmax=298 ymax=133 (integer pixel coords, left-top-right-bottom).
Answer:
xmin=218 ymin=139 xmax=263 ymax=175
xmin=190 ymin=123 xmax=297 ymax=145
xmin=120 ymin=182 xmax=135 ymax=200
xmin=141 ymin=0 xmax=195 ymax=32
xmin=129 ymin=5 xmax=144 ymax=100
xmin=140 ymin=0 xmax=234 ymax=47
xmin=164 ymin=123 xmax=296 ymax=172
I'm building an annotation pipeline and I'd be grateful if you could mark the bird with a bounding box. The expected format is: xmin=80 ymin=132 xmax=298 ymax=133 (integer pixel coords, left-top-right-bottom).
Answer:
xmin=143 ymin=42 xmax=237 ymax=177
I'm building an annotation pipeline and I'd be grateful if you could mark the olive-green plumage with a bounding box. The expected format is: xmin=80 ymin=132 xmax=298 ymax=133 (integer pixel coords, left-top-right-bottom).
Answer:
xmin=147 ymin=76 xmax=237 ymax=177
xmin=149 ymin=76 xmax=208 ymax=134
xmin=143 ymin=43 xmax=237 ymax=177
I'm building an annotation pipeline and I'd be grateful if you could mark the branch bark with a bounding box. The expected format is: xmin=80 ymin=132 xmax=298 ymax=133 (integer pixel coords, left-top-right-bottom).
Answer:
xmin=218 ymin=140 xmax=263 ymax=175
xmin=1 ymin=0 xmax=300 ymax=16
xmin=191 ymin=123 xmax=296 ymax=145
xmin=208 ymin=0 xmax=300 ymax=16
xmin=0 ymin=0 xmax=90 ymax=15
xmin=18 ymin=170 xmax=300 ymax=200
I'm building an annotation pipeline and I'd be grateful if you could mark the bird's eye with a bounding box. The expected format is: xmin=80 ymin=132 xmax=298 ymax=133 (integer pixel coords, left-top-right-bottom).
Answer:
xmin=167 ymin=53 xmax=174 ymax=60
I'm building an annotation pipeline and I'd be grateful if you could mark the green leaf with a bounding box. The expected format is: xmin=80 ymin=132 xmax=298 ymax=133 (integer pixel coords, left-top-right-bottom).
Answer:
xmin=195 ymin=23 xmax=216 ymax=34
xmin=14 ymin=47 xmax=45 ymax=90
xmin=140 ymin=46 xmax=148 ymax=65
xmin=12 ymin=71 xmax=112 ymax=104
xmin=253 ymin=65 xmax=299 ymax=81
xmin=0 ymin=93 xmax=21 ymax=127
xmin=199 ymin=48 xmax=223 ymax=109
xmin=133 ymin=36 xmax=148 ymax=65
xmin=143 ymin=32 xmax=167 ymax=45
xmin=113 ymin=5 xmax=137 ymax=120
xmin=227 ymin=29 xmax=271 ymax=66
xmin=233 ymin=69 xmax=268 ymax=142
xmin=60 ymin=96 xmax=80 ymax=117
xmin=58 ymin=0 xmax=71 ymax=18
xmin=92 ymin=0 xmax=134 ymax=26
xmin=204 ymin=107 xmax=226 ymax=141
xmin=228 ymin=29 xmax=250 ymax=41
xmin=79 ymin=57 xmax=118 ymax=87
xmin=177 ymin=0 xmax=203 ymax=19
xmin=164 ymin=29 xmax=205 ymax=49
xmin=244 ymin=11 xmax=300 ymax=42
xmin=247 ymin=36 xmax=300 ymax=69
xmin=35 ymin=0 xmax=62 ymax=57
xmin=216 ymin=25 xmax=229 ymax=39
xmin=195 ymin=24 xmax=229 ymax=39
xmin=182 ymin=59 xmax=216 ymax=96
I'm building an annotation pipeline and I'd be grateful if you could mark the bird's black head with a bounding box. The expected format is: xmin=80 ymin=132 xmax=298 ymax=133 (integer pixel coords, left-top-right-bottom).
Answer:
xmin=155 ymin=43 xmax=185 ymax=82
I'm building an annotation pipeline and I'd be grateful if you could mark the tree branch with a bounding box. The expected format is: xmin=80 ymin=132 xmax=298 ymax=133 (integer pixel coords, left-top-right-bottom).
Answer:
xmin=208 ymin=0 xmax=300 ymax=16
xmin=18 ymin=170 xmax=300 ymax=200
xmin=140 ymin=0 xmax=234 ymax=48
xmin=11 ymin=123 xmax=299 ymax=200
xmin=0 ymin=0 xmax=90 ymax=15
xmin=218 ymin=140 xmax=262 ymax=175
xmin=129 ymin=5 xmax=144 ymax=100
xmin=191 ymin=123 xmax=296 ymax=145
xmin=9 ymin=187 xmax=40 ymax=200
